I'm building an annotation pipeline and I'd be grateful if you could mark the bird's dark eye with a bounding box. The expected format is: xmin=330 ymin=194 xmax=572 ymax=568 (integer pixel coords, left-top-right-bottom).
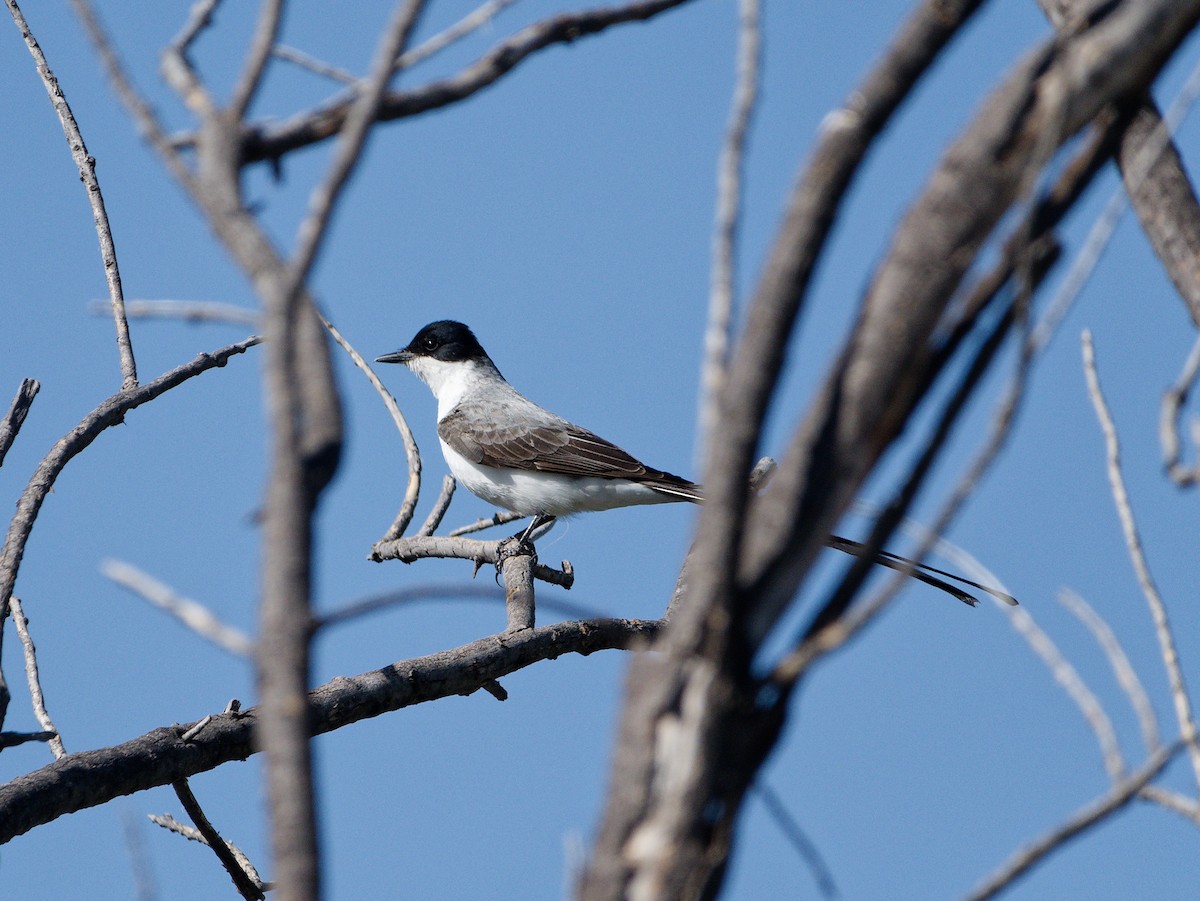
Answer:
xmin=422 ymin=335 xmax=438 ymax=350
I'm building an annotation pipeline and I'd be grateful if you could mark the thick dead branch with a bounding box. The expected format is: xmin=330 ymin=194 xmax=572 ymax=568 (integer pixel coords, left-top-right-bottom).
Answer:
xmin=1037 ymin=0 xmax=1200 ymax=326
xmin=0 ymin=617 xmax=660 ymax=844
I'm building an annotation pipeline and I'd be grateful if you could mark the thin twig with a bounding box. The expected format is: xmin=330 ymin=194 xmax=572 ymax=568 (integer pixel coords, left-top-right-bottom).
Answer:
xmin=371 ymin=534 xmax=574 ymax=589
xmin=273 ymin=0 xmax=517 ymax=87
xmin=417 ymin=475 xmax=455 ymax=537
xmin=171 ymin=779 xmax=267 ymax=900
xmin=0 ymin=379 xmax=39 ymax=469
xmin=101 ymin=560 xmax=254 ymax=657
xmin=1139 ymin=784 xmax=1200 ymax=826
xmin=1000 ymin=596 xmax=1126 ymax=781
xmin=284 ymin=0 xmax=427 ymax=297
xmin=271 ymin=45 xmax=356 ymax=84
xmin=232 ymin=0 xmax=696 ymax=164
xmin=318 ymin=312 xmax=421 ymax=540
xmin=1058 ymin=587 xmax=1160 ymax=754
xmin=9 ymin=597 xmax=65 ymax=759
xmin=700 ymin=0 xmax=759 ymax=467
xmin=750 ymin=782 xmax=838 ymax=900
xmin=1082 ymin=330 xmax=1200 ymax=790
xmin=317 ymin=584 xmax=604 ymax=630
xmin=0 ymin=730 xmax=56 ymax=749
xmin=1160 ymin=330 xmax=1200 ymax=486
xmin=397 ymin=0 xmax=517 ymax=70
xmin=91 ymin=299 xmax=260 ymax=327
xmin=6 ymin=0 xmax=137 ymax=389
xmin=448 ymin=509 xmax=526 ymax=537
xmin=960 ymin=742 xmax=1180 ymax=901
xmin=229 ymin=0 xmax=283 ymax=119
xmin=161 ymin=0 xmax=219 ymax=119
xmin=170 ymin=0 xmax=222 ymax=58
xmin=71 ymin=0 xmax=201 ymax=194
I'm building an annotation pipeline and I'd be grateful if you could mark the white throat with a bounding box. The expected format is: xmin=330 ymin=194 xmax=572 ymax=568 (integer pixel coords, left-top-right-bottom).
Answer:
xmin=405 ymin=356 xmax=501 ymax=420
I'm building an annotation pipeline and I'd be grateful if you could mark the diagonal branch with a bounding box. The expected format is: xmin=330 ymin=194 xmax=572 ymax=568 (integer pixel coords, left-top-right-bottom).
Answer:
xmin=0 ymin=380 xmax=39 ymax=470
xmin=961 ymin=742 xmax=1180 ymax=901
xmin=6 ymin=0 xmax=137 ymax=389
xmin=0 ymin=617 xmax=660 ymax=844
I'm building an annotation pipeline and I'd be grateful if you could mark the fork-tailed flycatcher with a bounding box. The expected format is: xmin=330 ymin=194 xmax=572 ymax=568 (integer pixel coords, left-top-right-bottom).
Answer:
xmin=377 ymin=320 xmax=1016 ymax=607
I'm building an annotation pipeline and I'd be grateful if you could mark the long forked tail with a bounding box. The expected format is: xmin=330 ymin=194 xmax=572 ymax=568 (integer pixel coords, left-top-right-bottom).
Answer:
xmin=826 ymin=535 xmax=1018 ymax=607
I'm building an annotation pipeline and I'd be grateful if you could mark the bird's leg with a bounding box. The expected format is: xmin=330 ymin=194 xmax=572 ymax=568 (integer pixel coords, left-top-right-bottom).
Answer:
xmin=515 ymin=513 xmax=555 ymax=549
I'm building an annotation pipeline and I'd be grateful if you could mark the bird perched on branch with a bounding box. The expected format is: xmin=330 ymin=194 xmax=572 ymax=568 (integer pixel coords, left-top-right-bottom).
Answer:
xmin=377 ymin=320 xmax=1015 ymax=607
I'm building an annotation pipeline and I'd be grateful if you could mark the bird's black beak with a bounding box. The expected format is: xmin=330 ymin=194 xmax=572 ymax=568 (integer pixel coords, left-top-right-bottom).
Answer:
xmin=376 ymin=350 xmax=413 ymax=364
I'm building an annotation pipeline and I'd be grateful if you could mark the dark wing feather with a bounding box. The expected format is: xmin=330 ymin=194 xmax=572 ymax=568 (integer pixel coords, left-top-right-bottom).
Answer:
xmin=439 ymin=407 xmax=700 ymax=496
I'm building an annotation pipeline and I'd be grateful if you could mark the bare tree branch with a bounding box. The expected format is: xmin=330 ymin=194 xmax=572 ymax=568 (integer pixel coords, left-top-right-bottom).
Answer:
xmin=228 ymin=0 xmax=282 ymax=120
xmin=1082 ymin=330 xmax=1200 ymax=789
xmin=6 ymin=0 xmax=137 ymax=389
xmin=95 ymin=299 xmax=261 ymax=326
xmin=1160 ymin=330 xmax=1200 ymax=486
xmin=0 ymin=379 xmax=39 ymax=470
xmin=9 ymin=597 xmax=65 ymax=759
xmin=960 ymin=742 xmax=1180 ymax=901
xmin=0 ymin=617 xmax=660 ymax=844
xmin=1037 ymin=0 xmax=1200 ymax=325
xmin=228 ymin=0 xmax=697 ymax=164
xmin=699 ymin=0 xmax=759 ymax=465
xmin=1058 ymin=588 xmax=1160 ymax=754
xmin=417 ymin=475 xmax=456 ymax=537
xmin=150 ymin=810 xmax=270 ymax=892
xmin=172 ymin=778 xmax=267 ymax=900
xmin=102 ymin=560 xmax=254 ymax=657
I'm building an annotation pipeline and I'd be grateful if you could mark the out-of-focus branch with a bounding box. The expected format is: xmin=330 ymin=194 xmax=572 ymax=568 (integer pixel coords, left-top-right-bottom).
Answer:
xmin=699 ymin=0 xmax=759 ymax=464
xmin=0 ymin=617 xmax=661 ymax=844
xmin=6 ymin=0 xmax=137 ymax=389
xmin=1037 ymin=0 xmax=1200 ymax=326
xmin=228 ymin=0 xmax=282 ymax=120
xmin=1058 ymin=588 xmax=1160 ymax=754
xmin=1161 ymin=331 xmax=1200 ymax=487
xmin=0 ymin=379 xmax=39 ymax=469
xmin=102 ymin=560 xmax=254 ymax=657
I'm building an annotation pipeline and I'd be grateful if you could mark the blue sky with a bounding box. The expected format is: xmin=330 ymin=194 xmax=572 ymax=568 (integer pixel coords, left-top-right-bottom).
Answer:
xmin=2 ymin=1 xmax=1200 ymax=898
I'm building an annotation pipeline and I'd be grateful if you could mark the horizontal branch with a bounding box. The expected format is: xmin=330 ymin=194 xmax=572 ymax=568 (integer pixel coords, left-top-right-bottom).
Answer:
xmin=371 ymin=534 xmax=575 ymax=588
xmin=221 ymin=0 xmax=696 ymax=163
xmin=0 ymin=617 xmax=658 ymax=843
